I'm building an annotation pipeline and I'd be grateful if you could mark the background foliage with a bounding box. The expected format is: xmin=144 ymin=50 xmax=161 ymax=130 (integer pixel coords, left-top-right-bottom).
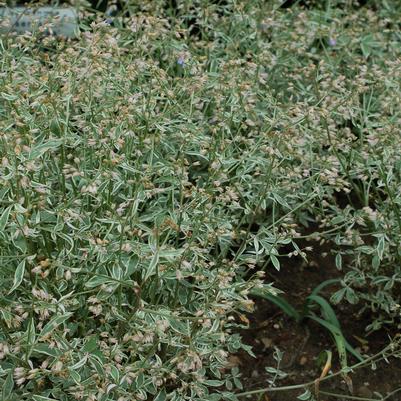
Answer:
xmin=0 ymin=0 xmax=400 ymax=400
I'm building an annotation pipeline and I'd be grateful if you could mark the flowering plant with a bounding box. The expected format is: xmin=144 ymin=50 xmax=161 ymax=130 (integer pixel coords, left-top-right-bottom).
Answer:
xmin=0 ymin=1 xmax=400 ymax=400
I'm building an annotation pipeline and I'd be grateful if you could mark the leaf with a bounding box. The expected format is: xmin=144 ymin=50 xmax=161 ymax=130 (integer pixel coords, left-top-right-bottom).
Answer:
xmin=8 ymin=259 xmax=26 ymax=294
xmin=377 ymin=236 xmax=385 ymax=260
xmin=310 ymin=279 xmax=341 ymax=297
xmin=32 ymin=344 xmax=62 ymax=357
xmin=360 ymin=34 xmax=380 ymax=58
xmin=345 ymin=288 xmax=358 ymax=305
xmin=306 ymin=295 xmax=340 ymax=328
xmin=0 ymin=310 xmax=12 ymax=327
xmin=84 ymin=275 xmax=112 ymax=288
xmin=144 ymin=249 xmax=159 ymax=281
xmin=33 ymin=396 xmax=58 ymax=401
xmin=204 ymin=380 xmax=224 ymax=387
xmin=250 ymin=283 xmax=280 ymax=298
xmin=56 ymin=232 xmax=74 ymax=252
xmin=330 ymin=288 xmax=346 ymax=305
xmin=297 ymin=388 xmax=312 ymax=400
xmin=233 ymin=377 xmax=243 ymax=390
xmin=70 ymin=354 xmax=88 ymax=370
xmin=26 ymin=317 xmax=36 ymax=347
xmin=220 ymin=391 xmax=238 ymax=401
xmin=177 ymin=286 xmax=188 ymax=305
xmin=308 ymin=314 xmax=348 ymax=370
xmin=270 ymin=254 xmax=280 ymax=271
xmin=331 ymin=215 xmax=344 ymax=225
xmin=110 ymin=365 xmax=120 ymax=383
xmin=69 ymin=369 xmax=81 ymax=385
xmin=372 ymin=254 xmax=380 ymax=270
xmin=253 ymin=291 xmax=301 ymax=322
xmin=272 ymin=193 xmax=290 ymax=208
xmin=169 ymin=319 xmax=190 ymax=336
xmin=344 ymin=344 xmax=363 ymax=367
xmin=29 ymin=139 xmax=63 ymax=160
xmin=39 ymin=312 xmax=73 ymax=338
xmin=49 ymin=119 xmax=62 ymax=136
xmin=308 ymin=314 xmax=364 ymax=362
xmin=311 ymin=296 xmax=362 ymax=360
xmin=13 ymin=237 xmax=27 ymax=253
xmin=1 ymin=92 xmax=18 ymax=101
xmin=253 ymin=236 xmax=260 ymax=255
xmin=2 ymin=370 xmax=14 ymax=401
xmin=0 ymin=205 xmax=12 ymax=232
xmin=89 ymin=355 xmax=105 ymax=376
xmin=82 ymin=336 xmax=98 ymax=353
xmin=335 ymin=253 xmax=342 ymax=270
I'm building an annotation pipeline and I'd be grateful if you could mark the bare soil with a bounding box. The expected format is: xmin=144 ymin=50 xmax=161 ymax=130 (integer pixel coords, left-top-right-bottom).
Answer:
xmin=236 ymin=243 xmax=401 ymax=401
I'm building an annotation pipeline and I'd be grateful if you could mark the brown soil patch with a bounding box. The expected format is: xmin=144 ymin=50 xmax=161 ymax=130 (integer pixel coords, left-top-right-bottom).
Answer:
xmin=236 ymin=244 xmax=401 ymax=401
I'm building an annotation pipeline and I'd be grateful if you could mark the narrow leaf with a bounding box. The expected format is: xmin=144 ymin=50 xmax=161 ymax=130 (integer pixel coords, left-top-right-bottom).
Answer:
xmin=29 ymin=139 xmax=63 ymax=160
xmin=306 ymin=295 xmax=340 ymax=328
xmin=84 ymin=275 xmax=112 ymax=288
xmin=39 ymin=312 xmax=73 ymax=338
xmin=253 ymin=291 xmax=301 ymax=322
xmin=70 ymin=354 xmax=88 ymax=370
xmin=154 ymin=389 xmax=166 ymax=401
xmin=8 ymin=259 xmax=26 ymax=294
xmin=2 ymin=370 xmax=14 ymax=401
xmin=0 ymin=205 xmax=12 ymax=232
xmin=310 ymin=279 xmax=341 ymax=297
xmin=270 ymin=254 xmax=280 ymax=271
xmin=308 ymin=314 xmax=347 ymax=369
xmin=377 ymin=236 xmax=385 ymax=260
xmin=297 ymin=388 xmax=312 ymax=400
xmin=25 ymin=317 xmax=36 ymax=356
xmin=335 ymin=254 xmax=342 ymax=270
xmin=33 ymin=396 xmax=58 ymax=401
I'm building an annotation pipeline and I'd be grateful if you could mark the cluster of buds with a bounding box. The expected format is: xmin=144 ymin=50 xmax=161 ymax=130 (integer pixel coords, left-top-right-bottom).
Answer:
xmin=88 ymin=297 xmax=103 ymax=316
xmin=13 ymin=367 xmax=39 ymax=385
xmin=31 ymin=258 xmax=51 ymax=277
xmin=0 ymin=343 xmax=10 ymax=359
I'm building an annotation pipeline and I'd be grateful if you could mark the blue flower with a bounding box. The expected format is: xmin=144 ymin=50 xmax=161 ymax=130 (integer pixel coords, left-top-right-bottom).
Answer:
xmin=328 ymin=37 xmax=337 ymax=47
xmin=177 ymin=56 xmax=185 ymax=66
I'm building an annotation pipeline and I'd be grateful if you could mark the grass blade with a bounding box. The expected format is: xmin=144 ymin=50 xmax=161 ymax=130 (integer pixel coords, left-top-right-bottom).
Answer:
xmin=252 ymin=290 xmax=301 ymax=322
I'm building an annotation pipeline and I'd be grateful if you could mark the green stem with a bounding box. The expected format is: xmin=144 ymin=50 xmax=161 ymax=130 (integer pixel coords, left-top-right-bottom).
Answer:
xmin=319 ymin=390 xmax=380 ymax=401
xmin=235 ymin=342 xmax=399 ymax=397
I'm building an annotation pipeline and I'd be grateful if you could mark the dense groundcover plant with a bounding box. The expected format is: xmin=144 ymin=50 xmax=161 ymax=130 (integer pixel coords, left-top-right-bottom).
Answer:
xmin=0 ymin=0 xmax=400 ymax=399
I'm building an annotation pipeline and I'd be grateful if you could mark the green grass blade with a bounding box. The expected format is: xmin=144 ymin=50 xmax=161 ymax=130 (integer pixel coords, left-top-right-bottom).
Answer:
xmin=307 ymin=294 xmax=341 ymax=328
xmin=310 ymin=279 xmax=341 ymax=297
xmin=307 ymin=295 xmax=365 ymax=362
xmin=308 ymin=313 xmax=348 ymax=370
xmin=344 ymin=339 xmax=365 ymax=362
xmin=251 ymin=290 xmax=301 ymax=322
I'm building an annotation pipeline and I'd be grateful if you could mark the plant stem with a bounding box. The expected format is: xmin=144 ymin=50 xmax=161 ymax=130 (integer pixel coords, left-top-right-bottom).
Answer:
xmin=235 ymin=342 xmax=399 ymax=397
xmin=319 ymin=390 xmax=380 ymax=401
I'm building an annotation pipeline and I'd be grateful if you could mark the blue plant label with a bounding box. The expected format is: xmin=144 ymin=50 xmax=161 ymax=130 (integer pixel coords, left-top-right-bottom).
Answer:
xmin=0 ymin=7 xmax=78 ymax=37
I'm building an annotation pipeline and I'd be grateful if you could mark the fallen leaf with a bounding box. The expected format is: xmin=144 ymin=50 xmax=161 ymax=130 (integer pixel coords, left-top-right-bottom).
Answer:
xmin=261 ymin=337 xmax=273 ymax=349
xmin=226 ymin=355 xmax=242 ymax=368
